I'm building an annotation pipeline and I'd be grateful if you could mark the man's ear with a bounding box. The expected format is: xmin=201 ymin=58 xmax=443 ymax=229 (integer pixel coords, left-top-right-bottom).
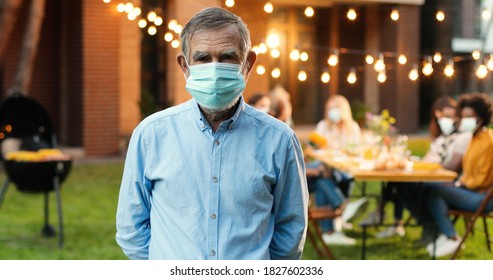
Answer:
xmin=177 ymin=54 xmax=189 ymax=76
xmin=243 ymin=51 xmax=257 ymax=77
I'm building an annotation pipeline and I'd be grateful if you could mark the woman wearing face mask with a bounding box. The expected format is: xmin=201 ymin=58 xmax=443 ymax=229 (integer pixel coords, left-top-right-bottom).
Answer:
xmin=377 ymin=96 xmax=472 ymax=240
xmin=308 ymin=95 xmax=368 ymax=245
xmin=422 ymin=93 xmax=493 ymax=257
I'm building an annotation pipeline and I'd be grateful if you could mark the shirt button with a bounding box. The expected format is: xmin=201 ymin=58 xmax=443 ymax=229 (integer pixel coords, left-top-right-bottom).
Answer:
xmin=210 ymin=250 xmax=216 ymax=256
xmin=228 ymin=124 xmax=234 ymax=131
xmin=212 ymin=176 xmax=218 ymax=182
xmin=215 ymin=140 xmax=220 ymax=146
xmin=210 ymin=213 xmax=216 ymax=219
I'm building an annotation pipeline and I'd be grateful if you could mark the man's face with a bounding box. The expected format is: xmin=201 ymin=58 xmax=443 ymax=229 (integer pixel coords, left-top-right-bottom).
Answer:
xmin=178 ymin=24 xmax=256 ymax=78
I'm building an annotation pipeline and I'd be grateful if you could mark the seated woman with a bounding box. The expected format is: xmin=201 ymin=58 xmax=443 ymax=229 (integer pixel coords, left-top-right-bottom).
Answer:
xmin=424 ymin=93 xmax=493 ymax=257
xmin=307 ymin=95 xmax=368 ymax=245
xmin=247 ymin=93 xmax=271 ymax=114
xmin=378 ymin=96 xmax=472 ymax=240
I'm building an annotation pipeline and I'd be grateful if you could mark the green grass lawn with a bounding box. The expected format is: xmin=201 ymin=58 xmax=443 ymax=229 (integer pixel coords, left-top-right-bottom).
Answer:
xmin=0 ymin=138 xmax=491 ymax=259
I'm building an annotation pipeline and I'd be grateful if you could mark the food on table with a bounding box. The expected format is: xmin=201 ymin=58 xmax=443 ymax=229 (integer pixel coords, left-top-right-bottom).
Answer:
xmin=6 ymin=149 xmax=70 ymax=162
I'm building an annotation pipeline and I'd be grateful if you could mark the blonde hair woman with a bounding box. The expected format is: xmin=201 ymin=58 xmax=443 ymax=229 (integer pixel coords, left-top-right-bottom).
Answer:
xmin=316 ymin=95 xmax=361 ymax=150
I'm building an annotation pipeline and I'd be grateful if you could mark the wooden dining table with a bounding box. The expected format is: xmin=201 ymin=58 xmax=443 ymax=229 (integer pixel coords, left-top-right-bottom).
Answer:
xmin=305 ymin=148 xmax=458 ymax=259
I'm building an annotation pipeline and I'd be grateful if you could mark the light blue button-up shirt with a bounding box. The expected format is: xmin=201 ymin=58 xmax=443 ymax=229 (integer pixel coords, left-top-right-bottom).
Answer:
xmin=116 ymin=98 xmax=308 ymax=260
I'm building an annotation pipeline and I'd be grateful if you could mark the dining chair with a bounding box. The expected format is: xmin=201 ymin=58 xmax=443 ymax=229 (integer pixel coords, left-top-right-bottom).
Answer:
xmin=307 ymin=203 xmax=339 ymax=259
xmin=447 ymin=183 xmax=493 ymax=259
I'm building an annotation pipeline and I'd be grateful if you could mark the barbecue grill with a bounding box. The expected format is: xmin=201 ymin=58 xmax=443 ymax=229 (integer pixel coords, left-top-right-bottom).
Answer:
xmin=0 ymin=91 xmax=71 ymax=248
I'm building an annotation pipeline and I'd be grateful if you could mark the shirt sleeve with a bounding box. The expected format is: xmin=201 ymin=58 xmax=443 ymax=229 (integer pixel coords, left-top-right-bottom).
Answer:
xmin=269 ymin=132 xmax=309 ymax=260
xmin=115 ymin=125 xmax=153 ymax=260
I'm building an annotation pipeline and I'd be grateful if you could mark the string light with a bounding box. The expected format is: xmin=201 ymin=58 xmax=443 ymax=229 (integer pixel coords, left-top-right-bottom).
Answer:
xmin=117 ymin=3 xmax=125 ymax=12
xmin=433 ymin=52 xmax=442 ymax=63
xmin=444 ymin=59 xmax=454 ymax=77
xmin=391 ymin=9 xmax=399 ymax=21
xmin=127 ymin=12 xmax=137 ymax=21
xmin=147 ymin=11 xmax=157 ymax=22
xmin=398 ymin=54 xmax=407 ymax=65
xmin=374 ymin=53 xmax=385 ymax=72
xmin=476 ymin=64 xmax=488 ymax=79
xmin=436 ymin=10 xmax=445 ymax=21
xmin=138 ymin=19 xmax=147 ymax=28
xmin=347 ymin=8 xmax=357 ymax=21
xmin=266 ymin=33 xmax=280 ymax=49
xmin=264 ymin=2 xmax=274 ymax=14
xmin=168 ymin=19 xmax=178 ymax=30
xmin=148 ymin=25 xmax=157 ymax=36
xmin=377 ymin=71 xmax=387 ymax=83
xmin=365 ymin=54 xmax=374 ymax=64
xmin=225 ymin=0 xmax=235 ymax=8
xmin=270 ymin=48 xmax=280 ymax=58
xmin=271 ymin=67 xmax=281 ymax=78
xmin=321 ymin=71 xmax=331 ymax=83
xmin=347 ymin=68 xmax=357 ymax=84
xmin=328 ymin=50 xmax=339 ymax=66
xmin=132 ymin=7 xmax=141 ymax=16
xmin=174 ymin=24 xmax=183 ymax=34
xmin=256 ymin=65 xmax=266 ymax=75
xmin=305 ymin=7 xmax=315 ymax=18
xmin=171 ymin=40 xmax=180 ymax=49
xmin=154 ymin=16 xmax=163 ymax=26
xmin=487 ymin=54 xmax=493 ymax=71
xmin=300 ymin=52 xmax=309 ymax=62
xmin=252 ymin=45 xmax=260 ymax=55
xmin=298 ymin=70 xmax=307 ymax=82
xmin=472 ymin=50 xmax=481 ymax=60
xmin=164 ymin=32 xmax=173 ymax=42
xmin=409 ymin=64 xmax=419 ymax=81
xmin=290 ymin=49 xmax=300 ymax=61
xmin=102 ymin=0 xmax=111 ymax=3
xmin=124 ymin=2 xmax=134 ymax=13
xmin=258 ymin=43 xmax=268 ymax=54
xmin=422 ymin=57 xmax=433 ymax=76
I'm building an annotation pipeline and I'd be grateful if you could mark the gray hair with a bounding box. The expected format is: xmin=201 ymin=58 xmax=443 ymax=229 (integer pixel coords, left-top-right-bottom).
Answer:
xmin=180 ymin=7 xmax=251 ymax=62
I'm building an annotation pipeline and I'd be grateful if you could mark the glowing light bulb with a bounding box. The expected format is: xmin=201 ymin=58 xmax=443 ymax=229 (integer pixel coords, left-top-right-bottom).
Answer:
xmin=132 ymin=7 xmax=141 ymax=16
xmin=482 ymin=8 xmax=491 ymax=20
xmin=171 ymin=40 xmax=180 ymax=49
xmin=264 ymin=2 xmax=274 ymax=14
xmin=174 ymin=24 xmax=183 ymax=34
xmin=298 ymin=71 xmax=307 ymax=82
xmin=127 ymin=13 xmax=137 ymax=21
xmin=398 ymin=54 xmax=407 ymax=65
xmin=409 ymin=65 xmax=419 ymax=81
xmin=266 ymin=33 xmax=280 ymax=49
xmin=138 ymin=19 xmax=147 ymax=28
xmin=270 ymin=48 xmax=280 ymax=58
xmin=328 ymin=53 xmax=339 ymax=66
xmin=347 ymin=69 xmax=357 ymax=84
xmin=252 ymin=45 xmax=260 ymax=55
xmin=487 ymin=55 xmax=493 ymax=71
xmin=433 ymin=52 xmax=442 ymax=63
xmin=168 ymin=19 xmax=178 ymax=30
xmin=422 ymin=58 xmax=433 ymax=76
xmin=472 ymin=50 xmax=481 ymax=60
xmin=444 ymin=60 xmax=454 ymax=77
xmin=347 ymin=8 xmax=357 ymax=21
xmin=103 ymin=0 xmax=111 ymax=3
xmin=290 ymin=49 xmax=300 ymax=61
xmin=225 ymin=0 xmax=235 ymax=8
xmin=164 ymin=32 xmax=173 ymax=42
xmin=271 ymin=67 xmax=281 ymax=79
xmin=300 ymin=52 xmax=309 ymax=62
xmin=373 ymin=54 xmax=385 ymax=72
xmin=377 ymin=71 xmax=387 ymax=83
xmin=321 ymin=72 xmax=331 ymax=83
xmin=476 ymin=64 xmax=488 ymax=79
xmin=154 ymin=16 xmax=163 ymax=26
xmin=147 ymin=11 xmax=157 ymax=22
xmin=365 ymin=54 xmax=374 ymax=65
xmin=148 ymin=26 xmax=157 ymax=36
xmin=391 ymin=9 xmax=399 ymax=21
xmin=117 ymin=3 xmax=125 ymax=12
xmin=256 ymin=65 xmax=266 ymax=75
xmin=436 ymin=10 xmax=445 ymax=21
xmin=305 ymin=7 xmax=315 ymax=18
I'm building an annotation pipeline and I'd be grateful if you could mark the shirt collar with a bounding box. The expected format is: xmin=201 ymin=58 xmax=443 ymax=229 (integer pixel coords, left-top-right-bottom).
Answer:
xmin=191 ymin=97 xmax=246 ymax=132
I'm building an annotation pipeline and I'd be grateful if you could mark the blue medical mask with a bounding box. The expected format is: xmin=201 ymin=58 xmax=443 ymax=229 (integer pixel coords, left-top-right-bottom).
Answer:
xmin=328 ymin=108 xmax=342 ymax=123
xmin=459 ymin=117 xmax=477 ymax=133
xmin=185 ymin=61 xmax=246 ymax=110
xmin=438 ymin=117 xmax=454 ymax=135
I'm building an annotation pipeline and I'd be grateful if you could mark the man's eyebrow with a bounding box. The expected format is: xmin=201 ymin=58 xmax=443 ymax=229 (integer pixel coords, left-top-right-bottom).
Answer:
xmin=219 ymin=49 xmax=241 ymax=61
xmin=192 ymin=51 xmax=210 ymax=62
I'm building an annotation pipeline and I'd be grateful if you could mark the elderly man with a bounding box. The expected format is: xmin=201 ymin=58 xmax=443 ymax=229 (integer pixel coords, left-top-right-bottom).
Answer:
xmin=116 ymin=7 xmax=308 ymax=260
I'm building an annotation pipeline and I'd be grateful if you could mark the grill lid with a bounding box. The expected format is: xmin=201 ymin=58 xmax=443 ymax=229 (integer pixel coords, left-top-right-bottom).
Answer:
xmin=0 ymin=92 xmax=54 ymax=157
